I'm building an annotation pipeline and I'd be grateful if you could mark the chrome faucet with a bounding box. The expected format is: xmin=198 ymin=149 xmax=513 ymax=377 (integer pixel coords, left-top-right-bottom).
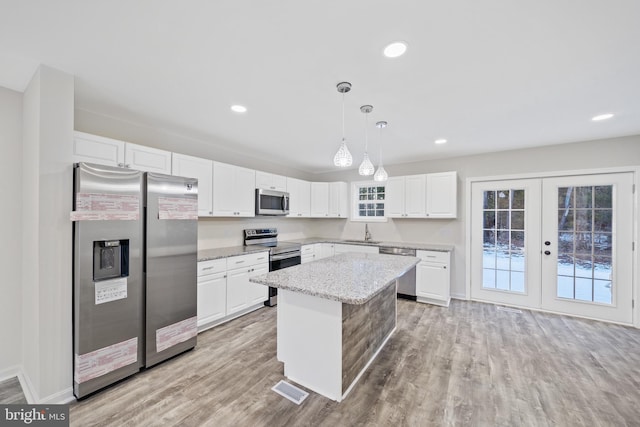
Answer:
xmin=364 ymin=223 xmax=372 ymax=242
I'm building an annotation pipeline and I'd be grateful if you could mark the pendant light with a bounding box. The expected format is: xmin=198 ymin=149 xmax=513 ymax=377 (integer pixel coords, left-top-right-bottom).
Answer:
xmin=374 ymin=121 xmax=388 ymax=182
xmin=358 ymin=105 xmax=375 ymax=176
xmin=333 ymin=82 xmax=353 ymax=167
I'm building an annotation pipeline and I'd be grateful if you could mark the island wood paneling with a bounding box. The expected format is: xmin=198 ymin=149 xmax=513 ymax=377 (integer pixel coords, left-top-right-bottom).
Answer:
xmin=341 ymin=281 xmax=396 ymax=395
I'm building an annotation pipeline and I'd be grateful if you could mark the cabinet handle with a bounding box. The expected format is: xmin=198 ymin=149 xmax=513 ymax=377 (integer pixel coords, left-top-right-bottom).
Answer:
xmin=235 ymin=260 xmax=245 ymax=264
xmin=443 ymin=266 xmax=447 ymax=269
xmin=202 ymin=266 xmax=215 ymax=271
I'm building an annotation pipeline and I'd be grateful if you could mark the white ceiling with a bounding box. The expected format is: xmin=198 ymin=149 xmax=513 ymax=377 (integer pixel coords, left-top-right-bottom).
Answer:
xmin=1 ymin=1 xmax=639 ymax=174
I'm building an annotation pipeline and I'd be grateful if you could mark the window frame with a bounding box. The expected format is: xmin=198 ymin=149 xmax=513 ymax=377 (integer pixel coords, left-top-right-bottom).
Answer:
xmin=350 ymin=181 xmax=388 ymax=223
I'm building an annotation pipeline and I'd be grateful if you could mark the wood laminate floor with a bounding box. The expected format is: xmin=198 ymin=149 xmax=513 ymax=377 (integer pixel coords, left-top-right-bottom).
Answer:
xmin=0 ymin=377 xmax=27 ymax=404
xmin=70 ymin=300 xmax=640 ymax=426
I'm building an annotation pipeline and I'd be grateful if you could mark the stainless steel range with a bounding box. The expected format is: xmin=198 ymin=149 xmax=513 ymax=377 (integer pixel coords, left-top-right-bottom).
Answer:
xmin=244 ymin=228 xmax=301 ymax=306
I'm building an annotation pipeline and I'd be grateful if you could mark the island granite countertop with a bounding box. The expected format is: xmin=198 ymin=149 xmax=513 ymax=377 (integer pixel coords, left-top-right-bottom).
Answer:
xmin=250 ymin=252 xmax=419 ymax=304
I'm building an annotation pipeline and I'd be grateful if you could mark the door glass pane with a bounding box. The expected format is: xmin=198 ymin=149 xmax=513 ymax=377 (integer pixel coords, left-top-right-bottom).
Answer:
xmin=482 ymin=189 xmax=526 ymax=293
xmin=556 ymin=185 xmax=613 ymax=304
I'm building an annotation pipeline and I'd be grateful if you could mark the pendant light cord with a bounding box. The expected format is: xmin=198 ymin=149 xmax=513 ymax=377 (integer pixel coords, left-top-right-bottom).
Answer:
xmin=364 ymin=110 xmax=369 ymax=152
xmin=341 ymin=92 xmax=346 ymax=142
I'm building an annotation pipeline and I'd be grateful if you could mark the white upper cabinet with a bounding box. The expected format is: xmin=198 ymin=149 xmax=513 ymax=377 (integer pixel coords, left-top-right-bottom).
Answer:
xmin=172 ymin=153 xmax=213 ymax=216
xmin=256 ymin=171 xmax=287 ymax=192
xmin=73 ymin=131 xmax=172 ymax=173
xmin=426 ymin=171 xmax=457 ymax=218
xmin=310 ymin=182 xmax=330 ymax=217
xmin=125 ymin=143 xmax=172 ymax=174
xmin=328 ymin=182 xmax=348 ymax=218
xmin=386 ymin=175 xmax=426 ymax=218
xmin=287 ymin=177 xmax=311 ymax=217
xmin=311 ymin=182 xmax=348 ymax=218
xmin=386 ymin=172 xmax=457 ymax=219
xmin=73 ymin=131 xmax=125 ymax=167
xmin=212 ymin=161 xmax=255 ymax=217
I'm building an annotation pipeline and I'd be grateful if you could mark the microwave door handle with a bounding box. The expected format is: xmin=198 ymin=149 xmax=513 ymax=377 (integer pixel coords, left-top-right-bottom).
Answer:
xmin=282 ymin=195 xmax=287 ymax=211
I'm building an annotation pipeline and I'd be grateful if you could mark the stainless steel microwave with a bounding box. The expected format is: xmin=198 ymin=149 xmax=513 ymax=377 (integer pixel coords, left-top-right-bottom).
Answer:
xmin=255 ymin=188 xmax=289 ymax=216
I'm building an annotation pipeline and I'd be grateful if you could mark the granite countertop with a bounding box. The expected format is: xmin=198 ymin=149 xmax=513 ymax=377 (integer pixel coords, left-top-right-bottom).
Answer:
xmin=284 ymin=237 xmax=454 ymax=252
xmin=198 ymin=245 xmax=269 ymax=262
xmin=250 ymin=252 xmax=420 ymax=305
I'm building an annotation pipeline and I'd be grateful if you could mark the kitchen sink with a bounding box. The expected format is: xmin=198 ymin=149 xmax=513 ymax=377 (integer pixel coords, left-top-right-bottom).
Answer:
xmin=343 ymin=240 xmax=381 ymax=244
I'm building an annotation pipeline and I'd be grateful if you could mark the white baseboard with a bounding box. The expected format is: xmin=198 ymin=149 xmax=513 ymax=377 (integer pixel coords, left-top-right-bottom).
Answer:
xmin=0 ymin=365 xmax=21 ymax=383
xmin=450 ymin=292 xmax=467 ymax=300
xmin=38 ymin=386 xmax=75 ymax=404
xmin=17 ymin=369 xmax=36 ymax=404
xmin=1 ymin=367 xmax=75 ymax=404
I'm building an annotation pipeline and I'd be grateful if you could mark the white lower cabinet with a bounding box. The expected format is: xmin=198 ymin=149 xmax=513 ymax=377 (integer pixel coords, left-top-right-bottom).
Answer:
xmin=197 ymin=259 xmax=227 ymax=328
xmin=197 ymin=252 xmax=268 ymax=331
xmin=416 ymin=250 xmax=451 ymax=307
xmin=334 ymin=244 xmax=379 ymax=255
xmin=226 ymin=252 xmax=269 ymax=316
xmin=301 ymin=244 xmax=315 ymax=264
xmin=316 ymin=243 xmax=335 ymax=259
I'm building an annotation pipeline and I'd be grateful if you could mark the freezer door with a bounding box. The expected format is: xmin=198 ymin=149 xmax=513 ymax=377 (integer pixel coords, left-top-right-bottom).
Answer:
xmin=73 ymin=162 xmax=144 ymax=398
xmin=145 ymin=172 xmax=198 ymax=367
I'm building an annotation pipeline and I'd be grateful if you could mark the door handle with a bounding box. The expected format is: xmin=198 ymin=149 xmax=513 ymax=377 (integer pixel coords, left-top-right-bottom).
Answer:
xmin=544 ymin=250 xmax=551 ymax=255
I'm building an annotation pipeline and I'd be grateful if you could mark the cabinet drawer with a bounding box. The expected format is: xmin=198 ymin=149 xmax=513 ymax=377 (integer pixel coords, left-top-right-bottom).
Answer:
xmin=417 ymin=250 xmax=450 ymax=264
xmin=227 ymin=251 xmax=269 ymax=269
xmin=197 ymin=258 xmax=227 ymax=276
xmin=301 ymin=245 xmax=314 ymax=255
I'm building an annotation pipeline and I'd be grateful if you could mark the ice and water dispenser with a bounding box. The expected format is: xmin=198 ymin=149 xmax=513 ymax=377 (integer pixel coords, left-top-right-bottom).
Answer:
xmin=93 ymin=239 xmax=129 ymax=281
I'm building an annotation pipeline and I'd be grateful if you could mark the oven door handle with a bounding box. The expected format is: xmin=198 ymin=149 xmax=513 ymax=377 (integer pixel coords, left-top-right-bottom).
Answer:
xmin=271 ymin=253 xmax=301 ymax=261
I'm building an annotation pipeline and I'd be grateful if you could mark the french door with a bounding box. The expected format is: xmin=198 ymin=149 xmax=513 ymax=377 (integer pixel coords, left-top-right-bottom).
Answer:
xmin=471 ymin=172 xmax=634 ymax=324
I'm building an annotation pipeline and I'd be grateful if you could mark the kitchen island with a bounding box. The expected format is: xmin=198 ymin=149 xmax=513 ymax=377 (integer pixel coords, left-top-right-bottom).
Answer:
xmin=250 ymin=252 xmax=420 ymax=402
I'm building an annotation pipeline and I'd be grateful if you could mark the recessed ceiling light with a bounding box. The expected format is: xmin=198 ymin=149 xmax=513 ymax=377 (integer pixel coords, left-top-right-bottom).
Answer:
xmin=591 ymin=113 xmax=614 ymax=121
xmin=434 ymin=139 xmax=447 ymax=145
xmin=383 ymin=41 xmax=408 ymax=58
xmin=230 ymin=105 xmax=247 ymax=113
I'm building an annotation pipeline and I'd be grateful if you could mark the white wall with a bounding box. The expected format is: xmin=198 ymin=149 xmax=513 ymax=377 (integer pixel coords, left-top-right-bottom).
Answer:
xmin=315 ymin=135 xmax=640 ymax=298
xmin=198 ymin=217 xmax=316 ymax=249
xmin=22 ymin=66 xmax=74 ymax=402
xmin=0 ymin=86 xmax=23 ymax=377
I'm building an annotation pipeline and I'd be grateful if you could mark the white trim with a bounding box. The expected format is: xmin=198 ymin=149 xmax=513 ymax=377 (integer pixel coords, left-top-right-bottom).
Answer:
xmin=468 ymin=165 xmax=637 ymax=183
xmin=0 ymin=365 xmax=21 ymax=383
xmin=466 ymin=165 xmax=639 ymax=328
xmin=17 ymin=369 xmax=37 ymax=404
xmin=38 ymin=385 xmax=75 ymax=405
xmin=349 ymin=180 xmax=388 ymax=222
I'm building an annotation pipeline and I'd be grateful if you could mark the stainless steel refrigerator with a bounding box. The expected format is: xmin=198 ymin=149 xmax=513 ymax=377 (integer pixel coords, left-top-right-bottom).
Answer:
xmin=73 ymin=162 xmax=198 ymax=399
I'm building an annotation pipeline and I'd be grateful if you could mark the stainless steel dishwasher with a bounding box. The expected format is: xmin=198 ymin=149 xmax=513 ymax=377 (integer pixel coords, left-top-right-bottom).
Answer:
xmin=379 ymin=247 xmax=417 ymax=300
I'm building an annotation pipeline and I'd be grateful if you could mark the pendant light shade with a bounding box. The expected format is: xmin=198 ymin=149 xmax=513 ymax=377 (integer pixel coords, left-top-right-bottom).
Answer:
xmin=333 ymin=82 xmax=353 ymax=167
xmin=358 ymin=105 xmax=374 ymax=176
xmin=374 ymin=121 xmax=388 ymax=182
xmin=334 ymin=139 xmax=353 ymax=167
